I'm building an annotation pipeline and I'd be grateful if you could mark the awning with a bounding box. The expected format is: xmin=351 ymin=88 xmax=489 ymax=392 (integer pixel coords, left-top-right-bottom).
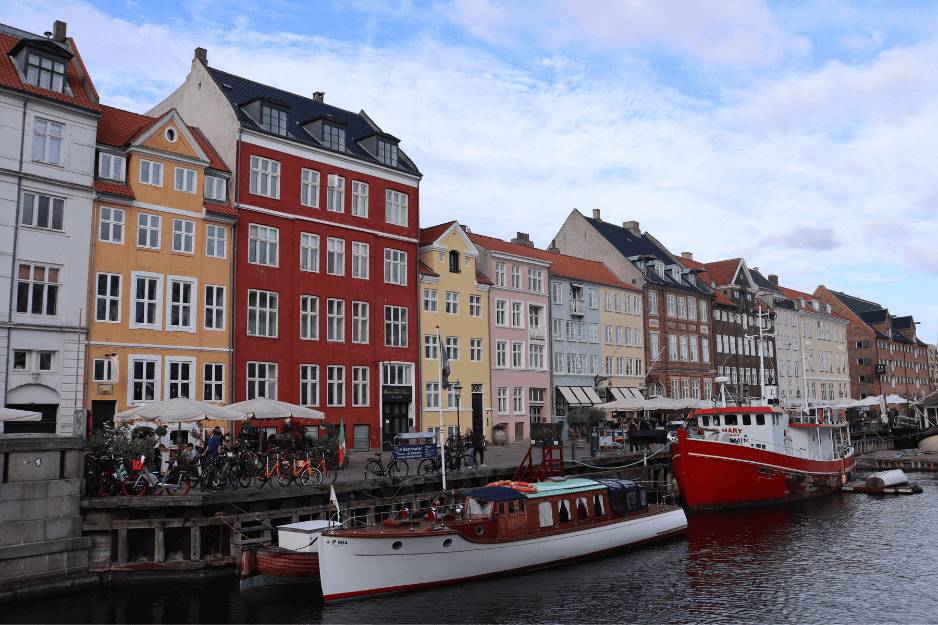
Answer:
xmin=609 ymin=387 xmax=643 ymax=401
xmin=558 ymin=386 xmax=603 ymax=406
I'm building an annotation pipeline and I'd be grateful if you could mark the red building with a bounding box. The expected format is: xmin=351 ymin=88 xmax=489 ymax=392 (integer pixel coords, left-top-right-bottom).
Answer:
xmin=151 ymin=49 xmax=422 ymax=451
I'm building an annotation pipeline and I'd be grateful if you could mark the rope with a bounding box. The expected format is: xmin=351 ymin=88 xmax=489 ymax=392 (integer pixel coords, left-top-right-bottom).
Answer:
xmin=567 ymin=443 xmax=671 ymax=470
xmin=215 ymin=512 xmax=272 ymax=548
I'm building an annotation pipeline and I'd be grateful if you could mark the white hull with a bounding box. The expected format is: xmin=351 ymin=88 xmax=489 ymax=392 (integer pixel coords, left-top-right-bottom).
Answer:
xmin=319 ymin=507 xmax=687 ymax=601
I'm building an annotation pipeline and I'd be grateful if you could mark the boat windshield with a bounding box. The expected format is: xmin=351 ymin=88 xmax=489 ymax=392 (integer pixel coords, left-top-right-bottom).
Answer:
xmin=466 ymin=498 xmax=492 ymax=517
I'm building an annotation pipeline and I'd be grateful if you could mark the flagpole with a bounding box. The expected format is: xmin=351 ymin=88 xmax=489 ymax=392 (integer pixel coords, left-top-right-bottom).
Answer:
xmin=437 ymin=326 xmax=447 ymax=490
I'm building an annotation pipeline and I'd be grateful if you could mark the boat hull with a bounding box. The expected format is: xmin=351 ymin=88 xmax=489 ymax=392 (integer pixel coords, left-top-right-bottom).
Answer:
xmin=318 ymin=507 xmax=687 ymax=601
xmin=239 ymin=547 xmax=319 ymax=593
xmin=673 ymin=431 xmax=856 ymax=513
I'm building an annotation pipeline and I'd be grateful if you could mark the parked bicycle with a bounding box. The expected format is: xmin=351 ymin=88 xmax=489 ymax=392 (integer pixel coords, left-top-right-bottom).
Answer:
xmin=255 ymin=452 xmax=292 ymax=488
xmin=122 ymin=457 xmax=191 ymax=496
xmin=364 ymin=452 xmax=408 ymax=479
xmin=309 ymin=455 xmax=339 ymax=484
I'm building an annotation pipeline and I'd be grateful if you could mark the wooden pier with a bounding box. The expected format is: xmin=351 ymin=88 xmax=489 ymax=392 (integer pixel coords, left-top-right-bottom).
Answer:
xmin=855 ymin=449 xmax=938 ymax=472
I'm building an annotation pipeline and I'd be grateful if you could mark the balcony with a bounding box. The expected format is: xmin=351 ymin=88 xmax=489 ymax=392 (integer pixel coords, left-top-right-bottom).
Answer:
xmin=570 ymin=299 xmax=585 ymax=316
xmin=529 ymin=326 xmax=546 ymax=340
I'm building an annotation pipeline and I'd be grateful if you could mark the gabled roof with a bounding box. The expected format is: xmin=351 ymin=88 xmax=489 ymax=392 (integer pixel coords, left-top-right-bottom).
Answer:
xmin=777 ymin=285 xmax=848 ymax=320
xmin=859 ymin=309 xmax=888 ymax=324
xmin=703 ymin=259 xmax=742 ymax=287
xmin=892 ymin=330 xmax=913 ymax=344
xmin=892 ymin=316 xmax=914 ymax=330
xmin=419 ymin=221 xmax=456 ymax=246
xmin=748 ymin=267 xmax=784 ymax=294
xmin=712 ymin=290 xmax=738 ymax=308
xmin=205 ymin=67 xmax=419 ymax=176
xmin=827 ymin=290 xmax=885 ymax=317
xmin=0 ymin=28 xmax=99 ymax=112
xmin=582 ymin=214 xmax=709 ymax=295
xmin=467 ymin=232 xmax=639 ymax=292
xmin=418 ymin=260 xmax=438 ymax=277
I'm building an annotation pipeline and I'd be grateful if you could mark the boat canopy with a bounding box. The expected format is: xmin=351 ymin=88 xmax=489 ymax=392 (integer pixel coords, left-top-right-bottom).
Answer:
xmin=595 ymin=479 xmax=648 ymax=514
xmin=462 ymin=486 xmax=528 ymax=502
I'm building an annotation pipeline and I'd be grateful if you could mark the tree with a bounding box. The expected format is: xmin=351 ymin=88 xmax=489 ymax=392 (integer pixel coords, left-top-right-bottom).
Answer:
xmin=566 ymin=406 xmax=606 ymax=438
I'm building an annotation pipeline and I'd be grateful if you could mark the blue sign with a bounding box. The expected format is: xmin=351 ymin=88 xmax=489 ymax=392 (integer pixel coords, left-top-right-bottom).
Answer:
xmin=393 ymin=443 xmax=438 ymax=461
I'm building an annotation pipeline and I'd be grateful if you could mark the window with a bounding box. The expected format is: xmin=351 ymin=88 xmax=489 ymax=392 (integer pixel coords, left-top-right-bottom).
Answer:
xmin=469 ymin=295 xmax=482 ymax=317
xmin=578 ymin=322 xmax=588 ymax=342
xmin=446 ymin=336 xmax=460 ymax=360
xmin=615 ymin=326 xmax=623 ymax=345
xmin=261 ymin=105 xmax=287 ymax=136
xmin=528 ymin=269 xmax=543 ymax=293
xmin=470 ymin=338 xmax=483 ymax=362
xmin=496 ymin=300 xmax=508 ymax=326
xmin=25 ymin=54 xmax=66 ymax=92
xmin=384 ymin=306 xmax=408 ymax=347
xmin=205 ymin=225 xmax=226 ymax=258
xmin=424 ymin=289 xmax=439 ymax=313
xmin=32 ymin=119 xmax=62 ymax=164
xmin=98 ymin=153 xmax=125 ymax=181
xmin=605 ymin=325 xmax=613 ymax=344
xmin=679 ymin=335 xmax=688 ymax=360
xmin=565 ymin=321 xmax=576 ymax=342
xmin=167 ymin=279 xmax=196 ymax=331
xmin=587 ymin=288 xmax=598 ymax=309
xmin=616 ymin=357 xmax=624 ymax=376
xmin=513 ymin=387 xmax=524 ymax=414
xmin=496 ymin=341 xmax=508 ymax=367
xmin=688 ymin=297 xmax=697 ymax=321
xmin=95 ymin=273 xmax=121 ymax=322
xmin=604 ymin=292 xmax=612 ymax=311
xmin=426 ymin=382 xmax=440 ymax=409
xmin=424 ymin=334 xmax=440 ymax=360
xmin=327 ymin=174 xmax=345 ymax=212
xmin=139 ymin=159 xmax=163 ymax=186
xmin=131 ymin=358 xmax=159 ymax=403
xmin=327 ymin=298 xmax=345 ymax=342
xmin=700 ymin=300 xmax=707 ymax=321
xmin=512 ymin=342 xmax=525 ymax=368
xmin=347 ymin=180 xmax=369 ymax=217
xmin=605 ymin=356 xmax=613 ymax=375
xmin=384 ymin=249 xmax=407 ymax=285
xmin=690 ymin=336 xmax=699 ymax=361
xmin=249 ymin=156 xmax=280 ymax=198
xmin=300 ymin=233 xmax=319 ymax=272
xmin=300 ymin=295 xmax=318 ymax=340
xmin=552 ymin=318 xmax=564 ymax=340
xmin=323 ymin=124 xmax=346 ymax=151
xmin=172 ymin=219 xmax=195 ymax=253
xmin=498 ymin=388 xmax=508 ymax=414
xmin=669 ymin=334 xmax=678 ymax=360
xmin=552 ymin=282 xmax=563 ymax=304
xmin=204 ymin=285 xmax=225 ymax=330
xmin=16 ymin=264 xmax=59 ymax=316
xmin=567 ymin=354 xmax=577 ymax=374
xmin=99 ymin=207 xmax=124 ymax=243
xmin=136 ymin=213 xmax=161 ymax=249
xmin=511 ymin=302 xmax=524 ymax=328
xmin=386 ymin=190 xmax=408 ymax=226
xmin=495 ymin=263 xmax=506 ymax=287
xmin=166 ymin=359 xmax=193 ymax=398
xmin=510 ymin=266 xmax=521 ymax=289
xmin=614 ymin=293 xmax=623 ymax=312
xmin=300 ymin=365 xmax=318 ymax=407
xmin=677 ymin=297 xmax=687 ymax=319
xmin=247 ymin=362 xmax=277 ymax=400
xmin=132 ymin=273 xmax=161 ymax=327
xmin=93 ymin=357 xmax=114 ymax=382
xmin=352 ymin=367 xmax=369 ymax=406
xmin=377 ymin=140 xmax=398 ymax=167
xmin=247 ymin=289 xmax=278 ymax=337
xmin=21 ymin=192 xmax=64 ymax=231
xmin=554 ymin=353 xmax=564 ymax=374
xmin=445 ymin=291 xmax=459 ymax=315
xmin=649 ymin=291 xmax=658 ymax=315
xmin=248 ymin=225 xmax=278 ymax=266
xmin=352 ymin=301 xmax=369 ymax=344
xmin=204 ymin=176 xmax=226 ymax=202
xmin=327 ymin=237 xmax=345 ymax=275
xmin=301 ymin=169 xmax=319 ymax=207
xmin=327 ymin=365 xmax=345 ymax=406
xmin=667 ymin=294 xmax=676 ymax=317
xmin=174 ymin=167 xmax=197 ymax=194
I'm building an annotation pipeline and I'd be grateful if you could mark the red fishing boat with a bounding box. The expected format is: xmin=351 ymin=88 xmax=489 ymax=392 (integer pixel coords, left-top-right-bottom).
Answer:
xmin=671 ymin=403 xmax=856 ymax=513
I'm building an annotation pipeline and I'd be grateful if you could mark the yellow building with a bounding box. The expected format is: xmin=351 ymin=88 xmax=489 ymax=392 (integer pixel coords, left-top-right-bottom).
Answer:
xmin=86 ymin=106 xmax=234 ymax=444
xmin=600 ymin=283 xmax=647 ymax=407
xmin=418 ymin=222 xmax=492 ymax=441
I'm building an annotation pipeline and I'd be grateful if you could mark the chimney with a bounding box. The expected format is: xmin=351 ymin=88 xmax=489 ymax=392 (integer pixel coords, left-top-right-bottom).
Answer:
xmin=682 ymin=252 xmax=693 ymax=261
xmin=194 ymin=47 xmax=208 ymax=66
xmin=547 ymin=238 xmax=560 ymax=254
xmin=592 ymin=209 xmax=601 ymax=221
xmin=313 ymin=91 xmax=325 ymax=103
xmin=768 ymin=274 xmax=778 ymax=287
xmin=511 ymin=232 xmax=534 ymax=248
xmin=623 ymin=220 xmax=640 ymax=236
xmin=52 ymin=20 xmax=67 ymax=43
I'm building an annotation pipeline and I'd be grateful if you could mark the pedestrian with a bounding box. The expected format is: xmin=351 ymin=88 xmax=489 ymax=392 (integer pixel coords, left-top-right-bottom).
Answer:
xmin=471 ymin=427 xmax=486 ymax=468
xmin=628 ymin=419 xmax=638 ymax=452
xmin=639 ymin=418 xmax=651 ymax=450
xmin=203 ymin=427 xmax=222 ymax=458
xmin=464 ymin=427 xmax=476 ymax=469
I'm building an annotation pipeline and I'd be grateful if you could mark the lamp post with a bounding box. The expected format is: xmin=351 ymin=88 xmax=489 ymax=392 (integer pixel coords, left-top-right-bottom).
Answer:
xmin=453 ymin=380 xmax=463 ymax=437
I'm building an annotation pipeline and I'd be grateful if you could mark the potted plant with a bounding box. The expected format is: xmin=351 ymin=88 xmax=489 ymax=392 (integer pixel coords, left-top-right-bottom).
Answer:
xmin=492 ymin=423 xmax=507 ymax=445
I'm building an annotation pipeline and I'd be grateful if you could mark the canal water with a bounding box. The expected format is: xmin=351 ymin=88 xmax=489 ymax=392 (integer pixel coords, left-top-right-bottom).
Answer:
xmin=4 ymin=471 xmax=936 ymax=624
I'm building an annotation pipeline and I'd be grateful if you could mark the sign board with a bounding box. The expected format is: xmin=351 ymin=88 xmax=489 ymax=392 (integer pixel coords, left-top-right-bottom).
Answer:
xmin=599 ymin=428 xmax=626 ymax=451
xmin=875 ymin=364 xmax=887 ymax=374
xmin=382 ymin=385 xmax=412 ymax=402
xmin=393 ymin=443 xmax=437 ymax=461
xmin=98 ymin=384 xmax=113 ymax=395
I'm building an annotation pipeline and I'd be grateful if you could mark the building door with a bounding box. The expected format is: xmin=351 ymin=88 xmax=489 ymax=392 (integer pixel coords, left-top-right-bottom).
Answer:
xmin=382 ymin=402 xmax=409 ymax=450
xmin=354 ymin=424 xmax=370 ymax=452
xmin=471 ymin=384 xmax=484 ymax=435
xmin=515 ymin=421 xmax=525 ymax=443
xmin=91 ymin=400 xmax=117 ymax=432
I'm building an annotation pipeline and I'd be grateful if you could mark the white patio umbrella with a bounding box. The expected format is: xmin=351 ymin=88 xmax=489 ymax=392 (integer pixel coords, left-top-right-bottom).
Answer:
xmin=225 ymin=398 xmax=324 ymax=420
xmin=0 ymin=407 xmax=42 ymax=433
xmin=116 ymin=397 xmax=247 ymax=422
xmin=646 ymin=396 xmax=686 ymax=410
xmin=852 ymin=395 xmax=883 ymax=407
xmin=596 ymin=396 xmax=653 ymax=411
xmin=885 ymin=394 xmax=909 ymax=404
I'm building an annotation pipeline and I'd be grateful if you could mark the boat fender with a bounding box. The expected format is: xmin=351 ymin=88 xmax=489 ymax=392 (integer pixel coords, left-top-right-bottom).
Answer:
xmin=476 ymin=525 xmax=485 ymax=536
xmin=840 ymin=473 xmax=846 ymax=485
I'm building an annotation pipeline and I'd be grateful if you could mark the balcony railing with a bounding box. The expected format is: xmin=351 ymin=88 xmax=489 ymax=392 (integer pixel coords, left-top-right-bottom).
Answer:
xmin=529 ymin=326 xmax=546 ymax=340
xmin=570 ymin=299 xmax=585 ymax=316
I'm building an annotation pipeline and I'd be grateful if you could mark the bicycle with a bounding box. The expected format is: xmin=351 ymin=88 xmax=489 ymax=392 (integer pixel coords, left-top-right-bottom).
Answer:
xmin=122 ymin=458 xmax=191 ymax=496
xmin=278 ymin=452 xmax=314 ymax=487
xmin=255 ymin=452 xmax=291 ymax=488
xmin=309 ymin=455 xmax=339 ymax=484
xmin=364 ymin=452 xmax=408 ymax=479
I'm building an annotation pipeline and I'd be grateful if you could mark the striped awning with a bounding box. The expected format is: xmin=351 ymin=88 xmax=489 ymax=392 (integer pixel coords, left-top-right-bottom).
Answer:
xmin=558 ymin=386 xmax=603 ymax=406
xmin=608 ymin=387 xmax=643 ymax=402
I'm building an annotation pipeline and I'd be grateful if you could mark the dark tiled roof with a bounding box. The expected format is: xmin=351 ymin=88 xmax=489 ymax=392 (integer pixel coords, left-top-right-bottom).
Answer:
xmin=206 ymin=67 xmax=419 ymax=176
xmin=859 ymin=309 xmax=888 ymax=324
xmin=583 ymin=215 xmax=710 ymax=295
xmin=892 ymin=330 xmax=913 ymax=344
xmin=94 ymin=180 xmax=134 ymax=198
xmin=828 ymin=290 xmax=885 ymax=317
xmin=418 ymin=260 xmax=438 ymax=277
xmin=748 ymin=268 xmax=783 ymax=293
xmin=0 ymin=31 xmax=99 ymax=112
xmin=874 ymin=329 xmax=889 ymax=339
xmin=204 ymin=200 xmax=237 ymax=216
xmin=892 ymin=316 xmax=914 ymax=329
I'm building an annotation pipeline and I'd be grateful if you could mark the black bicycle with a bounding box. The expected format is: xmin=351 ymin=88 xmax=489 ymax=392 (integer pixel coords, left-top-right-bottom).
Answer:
xmin=364 ymin=452 xmax=408 ymax=479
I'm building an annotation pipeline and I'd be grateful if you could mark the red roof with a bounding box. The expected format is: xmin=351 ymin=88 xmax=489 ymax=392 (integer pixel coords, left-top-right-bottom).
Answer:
xmin=419 ymin=260 xmax=438 ymax=276
xmin=94 ymin=180 xmax=134 ymax=198
xmin=703 ymin=258 xmax=741 ymax=287
xmin=66 ymin=37 xmax=98 ymax=102
xmin=204 ymin=200 xmax=237 ymax=216
xmin=712 ymin=290 xmax=737 ymax=308
xmin=419 ymin=221 xmax=456 ymax=245
xmin=0 ymin=33 xmax=99 ymax=112
xmin=777 ymin=285 xmax=848 ymax=319
xmin=467 ymin=232 xmax=640 ymax=292
xmin=475 ymin=270 xmax=493 ymax=285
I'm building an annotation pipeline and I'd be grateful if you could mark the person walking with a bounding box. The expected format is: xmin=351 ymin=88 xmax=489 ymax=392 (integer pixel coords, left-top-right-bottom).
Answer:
xmin=464 ymin=427 xmax=476 ymax=469
xmin=471 ymin=427 xmax=486 ymax=468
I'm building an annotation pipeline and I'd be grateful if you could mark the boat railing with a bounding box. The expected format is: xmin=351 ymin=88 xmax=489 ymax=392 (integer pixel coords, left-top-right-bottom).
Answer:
xmin=328 ymin=498 xmax=468 ymax=533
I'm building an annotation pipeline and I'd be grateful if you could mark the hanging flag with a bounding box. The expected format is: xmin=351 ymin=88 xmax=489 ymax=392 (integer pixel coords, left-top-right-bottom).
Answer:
xmin=440 ymin=330 xmax=451 ymax=389
xmin=338 ymin=418 xmax=347 ymax=465
xmin=329 ymin=484 xmax=340 ymax=525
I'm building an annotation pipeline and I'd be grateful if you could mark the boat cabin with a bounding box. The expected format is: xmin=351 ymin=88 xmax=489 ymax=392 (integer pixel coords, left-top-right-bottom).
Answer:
xmin=448 ymin=478 xmax=648 ymax=541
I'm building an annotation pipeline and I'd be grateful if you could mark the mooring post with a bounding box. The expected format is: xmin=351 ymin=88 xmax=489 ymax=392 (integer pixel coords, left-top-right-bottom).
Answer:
xmin=191 ymin=526 xmax=201 ymax=561
xmin=117 ymin=528 xmax=128 ymax=565
xmin=154 ymin=527 xmax=165 ymax=564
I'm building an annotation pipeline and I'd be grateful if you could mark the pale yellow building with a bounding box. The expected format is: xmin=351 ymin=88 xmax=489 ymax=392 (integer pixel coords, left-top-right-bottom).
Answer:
xmin=600 ymin=284 xmax=646 ymax=403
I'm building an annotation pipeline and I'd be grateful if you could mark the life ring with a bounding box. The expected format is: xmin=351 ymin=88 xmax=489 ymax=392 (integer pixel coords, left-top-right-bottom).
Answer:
xmin=513 ymin=486 xmax=536 ymax=493
xmin=840 ymin=473 xmax=847 ymax=485
xmin=512 ymin=481 xmax=534 ymax=488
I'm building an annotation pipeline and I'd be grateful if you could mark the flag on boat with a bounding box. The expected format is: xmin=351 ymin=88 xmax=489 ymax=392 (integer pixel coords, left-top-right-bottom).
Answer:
xmin=329 ymin=485 xmax=340 ymax=525
xmin=440 ymin=329 xmax=451 ymax=389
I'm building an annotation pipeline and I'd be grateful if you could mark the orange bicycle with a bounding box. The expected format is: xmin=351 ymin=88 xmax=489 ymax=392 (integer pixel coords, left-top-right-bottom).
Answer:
xmin=254 ymin=452 xmax=296 ymax=488
xmin=309 ymin=455 xmax=339 ymax=484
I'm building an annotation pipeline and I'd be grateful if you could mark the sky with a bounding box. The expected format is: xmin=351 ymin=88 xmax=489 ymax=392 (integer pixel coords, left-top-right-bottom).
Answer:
xmin=6 ymin=0 xmax=938 ymax=343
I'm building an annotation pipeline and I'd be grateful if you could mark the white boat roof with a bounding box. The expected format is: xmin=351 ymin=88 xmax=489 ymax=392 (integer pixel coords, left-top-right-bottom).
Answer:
xmin=277 ymin=519 xmax=332 ymax=533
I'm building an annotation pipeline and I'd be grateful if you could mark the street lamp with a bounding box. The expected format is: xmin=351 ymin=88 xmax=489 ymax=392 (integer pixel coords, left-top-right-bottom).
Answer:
xmin=453 ymin=380 xmax=463 ymax=435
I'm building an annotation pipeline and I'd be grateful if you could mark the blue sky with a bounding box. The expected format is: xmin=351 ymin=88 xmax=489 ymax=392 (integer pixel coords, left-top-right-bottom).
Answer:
xmin=7 ymin=0 xmax=938 ymax=344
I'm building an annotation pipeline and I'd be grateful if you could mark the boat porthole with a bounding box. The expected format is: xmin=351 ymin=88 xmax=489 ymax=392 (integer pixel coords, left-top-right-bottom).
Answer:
xmin=475 ymin=525 xmax=484 ymax=536
xmin=391 ymin=541 xmax=403 ymax=550
xmin=443 ymin=538 xmax=453 ymax=548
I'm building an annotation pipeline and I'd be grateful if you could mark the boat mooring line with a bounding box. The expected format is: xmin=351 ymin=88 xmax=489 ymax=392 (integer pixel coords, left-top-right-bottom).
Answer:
xmin=568 ymin=443 xmax=671 ymax=470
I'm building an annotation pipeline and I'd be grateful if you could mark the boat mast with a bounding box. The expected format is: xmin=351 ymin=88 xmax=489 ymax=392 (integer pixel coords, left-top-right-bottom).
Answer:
xmin=758 ymin=306 xmax=766 ymax=407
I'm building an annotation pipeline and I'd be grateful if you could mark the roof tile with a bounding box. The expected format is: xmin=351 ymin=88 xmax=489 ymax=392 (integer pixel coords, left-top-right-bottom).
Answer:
xmin=0 ymin=32 xmax=99 ymax=112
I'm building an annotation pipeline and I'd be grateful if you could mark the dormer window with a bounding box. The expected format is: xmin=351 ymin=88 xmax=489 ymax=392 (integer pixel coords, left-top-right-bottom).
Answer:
xmin=323 ymin=124 xmax=346 ymax=151
xmin=98 ymin=153 xmax=126 ymax=182
xmin=671 ymin=266 xmax=680 ymax=281
xmin=26 ymin=53 xmax=66 ymax=92
xmin=204 ymin=176 xmax=226 ymax=202
xmin=377 ymin=140 xmax=398 ymax=167
xmin=261 ymin=105 xmax=287 ymax=136
xmin=656 ymin=263 xmax=665 ymax=279
xmin=449 ymin=251 xmax=460 ymax=273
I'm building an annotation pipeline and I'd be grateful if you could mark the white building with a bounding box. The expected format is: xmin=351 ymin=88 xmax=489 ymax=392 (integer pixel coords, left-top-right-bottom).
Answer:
xmin=0 ymin=21 xmax=100 ymax=434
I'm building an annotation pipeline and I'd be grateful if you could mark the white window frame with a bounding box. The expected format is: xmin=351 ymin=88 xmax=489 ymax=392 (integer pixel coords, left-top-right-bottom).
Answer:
xmin=426 ymin=382 xmax=440 ymax=409
xmin=327 ymin=174 xmax=345 ymax=213
xmin=470 ymin=338 xmax=483 ymax=362
xmin=512 ymin=341 xmax=525 ymax=368
xmin=95 ymin=272 xmax=122 ymax=323
xmin=385 ymin=189 xmax=408 ymax=226
xmin=205 ymin=224 xmax=227 ymax=258
xmin=327 ymin=365 xmax=345 ymax=407
xmin=352 ymin=366 xmax=369 ymax=407
xmin=99 ymin=206 xmax=125 ymax=244
xmin=469 ymin=294 xmax=482 ymax=317
xmin=528 ymin=269 xmax=543 ymax=293
xmin=351 ymin=242 xmax=369 ymax=279
xmin=249 ymin=156 xmax=280 ymax=199
xmin=247 ymin=289 xmax=278 ymax=338
xmin=384 ymin=306 xmax=408 ymax=347
xmin=248 ymin=224 xmax=279 ymax=266
xmin=497 ymin=387 xmax=509 ymax=414
xmin=511 ymin=265 xmax=521 ymax=289
xmin=351 ymin=180 xmax=369 ymax=218
xmin=496 ymin=300 xmax=508 ymax=327
xmin=300 ymin=295 xmax=319 ymax=340
xmin=174 ymin=166 xmax=197 ymax=194
xmin=301 ymin=169 xmax=319 ymax=207
xmin=32 ymin=118 xmax=63 ymax=165
xmin=137 ymin=213 xmax=161 ymax=249
xmin=172 ymin=218 xmax=196 ymax=254
xmin=352 ymin=301 xmax=369 ymax=344
xmin=98 ymin=153 xmax=126 ymax=181
xmin=511 ymin=301 xmax=524 ymax=328
xmin=129 ymin=271 xmax=163 ymax=330
xmin=495 ymin=263 xmax=506 ymax=287
xmin=384 ymin=248 xmax=407 ymax=285
xmin=93 ymin=357 xmax=116 ymax=383
xmin=204 ymin=175 xmax=226 ymax=202
xmin=300 ymin=364 xmax=318 ymax=407
xmin=424 ymin=289 xmax=438 ymax=313
xmin=529 ymin=344 xmax=545 ymax=369
xmin=165 ymin=356 xmax=196 ymax=399
xmin=424 ymin=334 xmax=439 ymax=360
xmin=204 ymin=284 xmax=225 ymax=331
xmin=166 ymin=276 xmax=198 ymax=333
xmin=300 ymin=233 xmax=319 ymax=273
xmin=327 ymin=298 xmax=345 ymax=343
xmin=496 ymin=341 xmax=508 ymax=368
xmin=327 ymin=237 xmax=345 ymax=276
xmin=446 ymin=336 xmax=460 ymax=361
xmin=445 ymin=291 xmax=459 ymax=315
xmin=128 ymin=354 xmax=161 ymax=404
xmin=139 ymin=159 xmax=163 ymax=187
xmin=552 ymin=281 xmax=563 ymax=304
xmin=246 ymin=361 xmax=277 ymax=400
xmin=513 ymin=387 xmax=524 ymax=414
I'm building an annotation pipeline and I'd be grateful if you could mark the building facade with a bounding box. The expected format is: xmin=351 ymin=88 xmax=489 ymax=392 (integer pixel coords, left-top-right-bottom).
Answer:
xmin=85 ymin=106 xmax=235 ymax=442
xmin=1 ymin=21 xmax=100 ymax=435
xmin=149 ymin=48 xmax=422 ymax=451
xmin=468 ymin=232 xmax=552 ymax=443
xmin=418 ymin=223 xmax=491 ymax=442
xmin=927 ymin=344 xmax=938 ymax=393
